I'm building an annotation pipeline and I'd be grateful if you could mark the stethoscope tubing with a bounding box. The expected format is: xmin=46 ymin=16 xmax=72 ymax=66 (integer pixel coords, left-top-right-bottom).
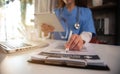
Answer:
xmin=59 ymin=6 xmax=80 ymax=39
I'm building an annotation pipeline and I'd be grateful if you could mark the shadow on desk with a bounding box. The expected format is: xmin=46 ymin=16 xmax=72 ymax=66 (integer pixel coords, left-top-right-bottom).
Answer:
xmin=28 ymin=60 xmax=110 ymax=71
xmin=0 ymin=49 xmax=6 ymax=63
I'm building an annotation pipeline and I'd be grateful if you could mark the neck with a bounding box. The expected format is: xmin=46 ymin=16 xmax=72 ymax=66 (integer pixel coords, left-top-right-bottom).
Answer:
xmin=66 ymin=3 xmax=75 ymax=12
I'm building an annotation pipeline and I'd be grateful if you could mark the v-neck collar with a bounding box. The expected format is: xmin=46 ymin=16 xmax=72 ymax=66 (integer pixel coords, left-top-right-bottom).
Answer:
xmin=63 ymin=6 xmax=77 ymax=16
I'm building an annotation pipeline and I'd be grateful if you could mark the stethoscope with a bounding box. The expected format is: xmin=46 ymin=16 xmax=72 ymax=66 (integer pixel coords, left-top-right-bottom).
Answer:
xmin=74 ymin=7 xmax=80 ymax=30
xmin=59 ymin=7 xmax=80 ymax=39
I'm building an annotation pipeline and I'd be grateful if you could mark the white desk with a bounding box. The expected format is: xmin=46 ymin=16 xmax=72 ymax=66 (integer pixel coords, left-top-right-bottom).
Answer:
xmin=0 ymin=40 xmax=120 ymax=74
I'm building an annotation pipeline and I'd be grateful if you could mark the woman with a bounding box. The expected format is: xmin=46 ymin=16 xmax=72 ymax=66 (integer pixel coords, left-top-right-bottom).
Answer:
xmin=42 ymin=0 xmax=96 ymax=51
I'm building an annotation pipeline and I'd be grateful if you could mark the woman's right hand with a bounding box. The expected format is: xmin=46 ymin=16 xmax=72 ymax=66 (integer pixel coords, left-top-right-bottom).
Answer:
xmin=65 ymin=34 xmax=84 ymax=51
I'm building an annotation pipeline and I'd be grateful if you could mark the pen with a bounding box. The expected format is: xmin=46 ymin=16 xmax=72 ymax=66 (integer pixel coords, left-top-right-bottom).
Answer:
xmin=65 ymin=30 xmax=73 ymax=52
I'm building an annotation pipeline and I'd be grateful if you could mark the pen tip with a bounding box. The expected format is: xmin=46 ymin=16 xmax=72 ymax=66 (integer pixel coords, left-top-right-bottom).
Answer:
xmin=65 ymin=48 xmax=69 ymax=52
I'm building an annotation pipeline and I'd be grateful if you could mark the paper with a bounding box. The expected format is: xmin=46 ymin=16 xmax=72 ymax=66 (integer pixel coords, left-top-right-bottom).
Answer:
xmin=29 ymin=46 xmax=107 ymax=68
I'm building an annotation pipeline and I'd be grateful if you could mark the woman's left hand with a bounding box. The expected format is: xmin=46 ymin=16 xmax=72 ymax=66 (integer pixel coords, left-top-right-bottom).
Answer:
xmin=65 ymin=34 xmax=84 ymax=51
xmin=41 ymin=23 xmax=54 ymax=36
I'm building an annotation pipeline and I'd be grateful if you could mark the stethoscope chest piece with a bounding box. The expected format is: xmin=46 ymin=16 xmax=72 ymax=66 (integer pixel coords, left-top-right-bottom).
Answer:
xmin=74 ymin=23 xmax=80 ymax=30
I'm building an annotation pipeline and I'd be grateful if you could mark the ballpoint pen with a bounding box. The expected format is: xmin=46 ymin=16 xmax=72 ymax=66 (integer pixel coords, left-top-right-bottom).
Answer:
xmin=65 ymin=30 xmax=73 ymax=52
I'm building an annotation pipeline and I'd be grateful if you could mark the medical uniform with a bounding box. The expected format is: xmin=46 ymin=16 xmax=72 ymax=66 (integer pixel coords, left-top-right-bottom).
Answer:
xmin=53 ymin=6 xmax=96 ymax=41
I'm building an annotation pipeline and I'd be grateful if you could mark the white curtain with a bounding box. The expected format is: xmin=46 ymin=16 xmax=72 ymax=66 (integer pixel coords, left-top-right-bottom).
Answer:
xmin=35 ymin=0 xmax=57 ymax=14
xmin=34 ymin=0 xmax=57 ymax=38
xmin=0 ymin=0 xmax=25 ymax=41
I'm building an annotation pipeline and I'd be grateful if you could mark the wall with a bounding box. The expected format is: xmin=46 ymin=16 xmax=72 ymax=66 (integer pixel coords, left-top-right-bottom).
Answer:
xmin=116 ymin=0 xmax=120 ymax=45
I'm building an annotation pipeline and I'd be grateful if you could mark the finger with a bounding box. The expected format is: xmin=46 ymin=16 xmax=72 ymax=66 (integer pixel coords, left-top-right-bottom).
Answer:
xmin=65 ymin=35 xmax=75 ymax=49
xmin=73 ymin=39 xmax=84 ymax=51
xmin=66 ymin=34 xmax=77 ymax=47
xmin=70 ymin=35 xmax=80 ymax=49
xmin=41 ymin=24 xmax=47 ymax=31
xmin=70 ymin=36 xmax=84 ymax=51
xmin=65 ymin=42 xmax=69 ymax=48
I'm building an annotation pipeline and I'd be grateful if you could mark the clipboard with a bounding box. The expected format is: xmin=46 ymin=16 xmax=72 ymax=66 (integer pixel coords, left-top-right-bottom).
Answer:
xmin=35 ymin=13 xmax=64 ymax=32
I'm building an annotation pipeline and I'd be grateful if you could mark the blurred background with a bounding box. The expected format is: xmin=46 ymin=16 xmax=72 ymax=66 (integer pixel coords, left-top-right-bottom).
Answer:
xmin=0 ymin=0 xmax=120 ymax=45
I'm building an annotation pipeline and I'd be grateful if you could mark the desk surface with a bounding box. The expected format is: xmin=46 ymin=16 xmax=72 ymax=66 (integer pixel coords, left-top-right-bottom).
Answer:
xmin=0 ymin=40 xmax=120 ymax=74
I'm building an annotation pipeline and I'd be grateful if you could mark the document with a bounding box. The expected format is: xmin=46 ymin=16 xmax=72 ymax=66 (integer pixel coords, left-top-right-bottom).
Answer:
xmin=28 ymin=47 xmax=109 ymax=70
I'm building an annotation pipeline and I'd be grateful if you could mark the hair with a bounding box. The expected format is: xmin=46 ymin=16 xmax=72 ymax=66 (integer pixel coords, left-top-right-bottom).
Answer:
xmin=56 ymin=0 xmax=87 ymax=8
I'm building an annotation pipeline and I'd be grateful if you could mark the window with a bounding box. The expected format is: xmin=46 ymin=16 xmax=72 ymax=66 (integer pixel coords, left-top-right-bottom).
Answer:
xmin=0 ymin=0 xmax=34 ymax=41
xmin=0 ymin=0 xmax=57 ymax=41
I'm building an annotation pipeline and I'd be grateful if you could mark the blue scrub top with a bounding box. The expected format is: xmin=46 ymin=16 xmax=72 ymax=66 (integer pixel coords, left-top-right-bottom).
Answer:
xmin=53 ymin=6 xmax=96 ymax=40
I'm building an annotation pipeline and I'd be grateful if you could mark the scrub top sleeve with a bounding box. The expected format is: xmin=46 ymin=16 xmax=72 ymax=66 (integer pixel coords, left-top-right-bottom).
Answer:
xmin=82 ymin=8 xmax=96 ymax=36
